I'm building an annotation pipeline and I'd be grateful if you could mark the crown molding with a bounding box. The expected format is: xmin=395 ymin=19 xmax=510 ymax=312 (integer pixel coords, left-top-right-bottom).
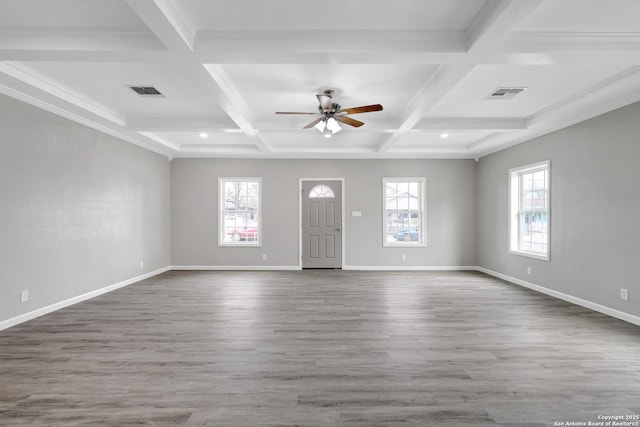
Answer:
xmin=0 ymin=82 xmax=174 ymax=159
xmin=528 ymin=66 xmax=640 ymax=126
xmin=471 ymin=66 xmax=640 ymax=157
xmin=0 ymin=62 xmax=125 ymax=126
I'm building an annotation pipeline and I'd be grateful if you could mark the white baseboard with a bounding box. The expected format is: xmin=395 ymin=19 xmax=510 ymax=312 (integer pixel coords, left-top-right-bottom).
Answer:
xmin=174 ymin=265 xmax=476 ymax=272
xmin=3 ymin=265 xmax=637 ymax=332
xmin=0 ymin=266 xmax=171 ymax=332
xmin=477 ymin=266 xmax=640 ymax=327
xmin=343 ymin=265 xmax=478 ymax=271
xmin=171 ymin=265 xmax=301 ymax=271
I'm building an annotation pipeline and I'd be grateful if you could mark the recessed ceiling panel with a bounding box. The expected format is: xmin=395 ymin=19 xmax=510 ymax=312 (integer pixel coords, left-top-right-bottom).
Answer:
xmin=517 ymin=0 xmax=640 ymax=32
xmin=147 ymin=131 xmax=255 ymax=147
xmin=182 ymin=0 xmax=487 ymax=31
xmin=218 ymin=64 xmax=438 ymax=122
xmin=26 ymin=62 xmax=228 ymax=118
xmin=268 ymin=130 xmax=381 ymax=149
xmin=0 ymin=0 xmax=149 ymax=30
xmin=430 ymin=64 xmax=627 ymax=118
xmin=395 ymin=131 xmax=491 ymax=147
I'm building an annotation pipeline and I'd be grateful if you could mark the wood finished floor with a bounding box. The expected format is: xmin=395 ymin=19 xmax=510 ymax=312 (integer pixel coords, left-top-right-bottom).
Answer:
xmin=1 ymin=270 xmax=640 ymax=426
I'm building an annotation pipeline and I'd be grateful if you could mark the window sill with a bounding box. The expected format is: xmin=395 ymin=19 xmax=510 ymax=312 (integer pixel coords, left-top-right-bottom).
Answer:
xmin=508 ymin=249 xmax=549 ymax=262
xmin=383 ymin=243 xmax=427 ymax=248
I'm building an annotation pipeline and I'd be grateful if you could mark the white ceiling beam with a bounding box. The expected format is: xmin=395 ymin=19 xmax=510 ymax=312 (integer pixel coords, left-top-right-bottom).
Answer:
xmin=196 ymin=30 xmax=466 ymax=64
xmin=125 ymin=0 xmax=195 ymax=54
xmin=202 ymin=64 xmax=272 ymax=152
xmin=0 ymin=28 xmax=166 ymax=62
xmin=255 ymin=117 xmax=398 ymax=132
xmin=390 ymin=145 xmax=472 ymax=154
xmin=466 ymin=0 xmax=544 ymax=52
xmin=125 ymin=0 xmax=272 ymax=153
xmin=197 ymin=30 xmax=466 ymax=53
xmin=0 ymin=49 xmax=174 ymax=63
xmin=173 ymin=147 xmax=476 ymax=160
xmin=128 ymin=117 xmax=238 ymax=131
xmin=376 ymin=63 xmax=477 ymax=152
xmin=377 ymin=0 xmax=543 ymax=153
xmin=202 ymin=64 xmax=255 ymax=130
xmin=3 ymin=27 xmax=638 ymax=66
xmin=505 ymin=31 xmax=640 ymax=53
xmin=415 ymin=118 xmax=526 ymax=131
xmin=487 ymin=51 xmax=640 ymax=66
xmin=198 ymin=51 xmax=466 ymax=66
xmin=258 ymin=129 xmax=392 ymax=135
xmin=266 ymin=146 xmax=378 ymax=154
xmin=173 ymin=145 xmax=264 ymax=157
xmin=197 ymin=28 xmax=638 ymax=66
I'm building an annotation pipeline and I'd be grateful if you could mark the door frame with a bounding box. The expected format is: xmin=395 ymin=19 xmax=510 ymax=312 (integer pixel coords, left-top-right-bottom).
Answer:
xmin=298 ymin=178 xmax=346 ymax=269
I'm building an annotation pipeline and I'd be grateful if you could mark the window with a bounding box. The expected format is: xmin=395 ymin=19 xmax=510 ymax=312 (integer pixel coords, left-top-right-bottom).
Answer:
xmin=509 ymin=161 xmax=550 ymax=260
xmin=308 ymin=184 xmax=335 ymax=198
xmin=219 ymin=178 xmax=261 ymax=246
xmin=383 ymin=178 xmax=426 ymax=246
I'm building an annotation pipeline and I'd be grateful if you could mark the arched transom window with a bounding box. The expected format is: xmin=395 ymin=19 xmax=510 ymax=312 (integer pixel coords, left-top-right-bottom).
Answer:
xmin=308 ymin=184 xmax=335 ymax=198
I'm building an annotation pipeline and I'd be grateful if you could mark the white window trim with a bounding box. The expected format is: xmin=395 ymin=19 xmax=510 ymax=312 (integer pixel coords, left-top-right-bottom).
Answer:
xmin=218 ymin=177 xmax=262 ymax=247
xmin=383 ymin=177 xmax=427 ymax=248
xmin=508 ymin=161 xmax=550 ymax=261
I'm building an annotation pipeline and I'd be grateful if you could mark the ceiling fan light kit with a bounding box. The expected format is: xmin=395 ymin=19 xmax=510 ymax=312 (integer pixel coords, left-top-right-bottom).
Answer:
xmin=326 ymin=117 xmax=342 ymax=134
xmin=276 ymin=89 xmax=383 ymax=137
xmin=314 ymin=117 xmax=342 ymax=138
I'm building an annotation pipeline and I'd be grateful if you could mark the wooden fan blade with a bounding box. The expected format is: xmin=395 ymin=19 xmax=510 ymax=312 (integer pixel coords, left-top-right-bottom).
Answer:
xmin=335 ymin=115 xmax=365 ymax=128
xmin=303 ymin=117 xmax=324 ymax=129
xmin=275 ymin=112 xmax=317 ymax=115
xmin=338 ymin=104 xmax=383 ymax=115
xmin=316 ymin=94 xmax=333 ymax=110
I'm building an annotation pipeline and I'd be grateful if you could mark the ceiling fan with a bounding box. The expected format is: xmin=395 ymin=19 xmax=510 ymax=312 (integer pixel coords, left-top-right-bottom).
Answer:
xmin=275 ymin=90 xmax=383 ymax=137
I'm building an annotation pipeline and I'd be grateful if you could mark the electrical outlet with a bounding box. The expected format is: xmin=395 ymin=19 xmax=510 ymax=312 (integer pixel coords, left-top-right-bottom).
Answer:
xmin=527 ymin=267 xmax=532 ymax=275
xmin=620 ymin=288 xmax=629 ymax=301
xmin=140 ymin=260 xmax=144 ymax=269
xmin=20 ymin=290 xmax=29 ymax=303
xmin=401 ymin=254 xmax=407 ymax=261
xmin=262 ymin=254 xmax=267 ymax=261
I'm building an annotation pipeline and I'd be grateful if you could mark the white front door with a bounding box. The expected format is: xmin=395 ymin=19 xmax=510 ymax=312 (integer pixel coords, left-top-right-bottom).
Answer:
xmin=301 ymin=180 xmax=342 ymax=269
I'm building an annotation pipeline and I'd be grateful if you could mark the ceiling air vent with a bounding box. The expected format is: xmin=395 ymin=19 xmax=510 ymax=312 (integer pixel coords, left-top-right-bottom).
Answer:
xmin=129 ymin=86 xmax=163 ymax=96
xmin=486 ymin=87 xmax=527 ymax=100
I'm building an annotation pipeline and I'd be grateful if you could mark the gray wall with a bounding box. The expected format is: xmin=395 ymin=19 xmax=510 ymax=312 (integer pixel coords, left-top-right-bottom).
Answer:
xmin=0 ymin=94 xmax=171 ymax=324
xmin=171 ymin=159 xmax=477 ymax=268
xmin=477 ymin=101 xmax=640 ymax=317
xmin=7 ymin=84 xmax=638 ymax=325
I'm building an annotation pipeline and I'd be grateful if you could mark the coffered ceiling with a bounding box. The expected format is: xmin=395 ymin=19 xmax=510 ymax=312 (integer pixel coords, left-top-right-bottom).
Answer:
xmin=1 ymin=0 xmax=639 ymax=159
